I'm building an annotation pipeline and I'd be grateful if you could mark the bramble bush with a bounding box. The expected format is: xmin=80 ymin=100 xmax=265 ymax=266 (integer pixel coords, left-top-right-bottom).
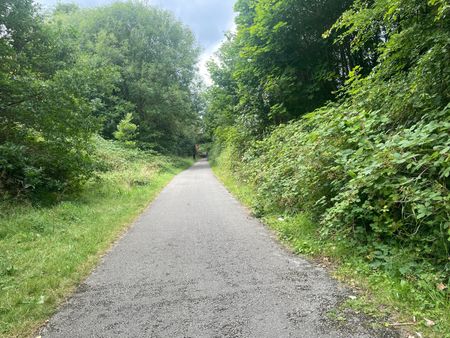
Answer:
xmin=210 ymin=0 xmax=450 ymax=277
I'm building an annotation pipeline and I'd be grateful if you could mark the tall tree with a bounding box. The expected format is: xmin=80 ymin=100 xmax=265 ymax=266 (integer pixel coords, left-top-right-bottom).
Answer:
xmin=213 ymin=0 xmax=360 ymax=134
xmin=0 ymin=0 xmax=107 ymax=195
xmin=54 ymin=2 xmax=201 ymax=153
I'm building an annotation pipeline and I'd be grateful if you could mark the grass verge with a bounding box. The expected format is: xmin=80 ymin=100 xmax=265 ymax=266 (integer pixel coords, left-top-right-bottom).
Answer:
xmin=211 ymin=163 xmax=450 ymax=338
xmin=0 ymin=139 xmax=192 ymax=338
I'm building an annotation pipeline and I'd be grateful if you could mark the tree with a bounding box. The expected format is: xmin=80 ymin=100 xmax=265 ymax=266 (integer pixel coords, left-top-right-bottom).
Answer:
xmin=203 ymin=34 xmax=240 ymax=138
xmin=54 ymin=2 xmax=201 ymax=154
xmin=0 ymin=0 xmax=103 ymax=195
xmin=114 ymin=113 xmax=138 ymax=147
xmin=206 ymin=0 xmax=359 ymax=135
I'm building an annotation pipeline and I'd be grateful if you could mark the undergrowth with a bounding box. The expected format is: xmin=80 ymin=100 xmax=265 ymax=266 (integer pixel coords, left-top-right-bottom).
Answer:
xmin=211 ymin=158 xmax=450 ymax=337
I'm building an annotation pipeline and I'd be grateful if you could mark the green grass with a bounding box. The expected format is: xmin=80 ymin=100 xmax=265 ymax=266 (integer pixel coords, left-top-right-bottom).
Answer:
xmin=211 ymin=162 xmax=255 ymax=208
xmin=211 ymin=162 xmax=450 ymax=338
xmin=0 ymin=140 xmax=192 ymax=338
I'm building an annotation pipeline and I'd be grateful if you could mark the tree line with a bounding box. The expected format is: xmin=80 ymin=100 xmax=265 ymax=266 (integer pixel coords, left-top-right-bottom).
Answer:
xmin=1 ymin=1 xmax=201 ymax=196
xmin=206 ymin=0 xmax=449 ymax=277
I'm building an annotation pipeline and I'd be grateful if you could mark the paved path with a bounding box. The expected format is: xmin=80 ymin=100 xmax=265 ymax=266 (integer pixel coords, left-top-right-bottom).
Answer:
xmin=41 ymin=160 xmax=396 ymax=338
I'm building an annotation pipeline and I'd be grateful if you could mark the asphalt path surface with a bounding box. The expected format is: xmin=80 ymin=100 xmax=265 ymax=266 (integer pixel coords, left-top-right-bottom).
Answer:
xmin=41 ymin=160 xmax=397 ymax=338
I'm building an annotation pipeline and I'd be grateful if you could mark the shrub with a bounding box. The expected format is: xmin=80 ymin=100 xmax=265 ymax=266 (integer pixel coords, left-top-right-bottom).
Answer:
xmin=210 ymin=0 xmax=450 ymax=275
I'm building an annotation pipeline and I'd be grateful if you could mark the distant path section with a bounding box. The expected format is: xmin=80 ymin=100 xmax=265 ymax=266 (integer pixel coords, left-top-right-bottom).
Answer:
xmin=41 ymin=159 xmax=396 ymax=338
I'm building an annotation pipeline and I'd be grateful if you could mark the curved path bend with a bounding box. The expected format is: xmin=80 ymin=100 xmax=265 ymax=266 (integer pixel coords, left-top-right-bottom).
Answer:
xmin=41 ymin=160 xmax=396 ymax=338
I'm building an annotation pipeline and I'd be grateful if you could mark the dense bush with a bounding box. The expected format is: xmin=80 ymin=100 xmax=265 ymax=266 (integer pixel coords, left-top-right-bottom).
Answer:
xmin=209 ymin=0 xmax=450 ymax=276
xmin=214 ymin=102 xmax=449 ymax=267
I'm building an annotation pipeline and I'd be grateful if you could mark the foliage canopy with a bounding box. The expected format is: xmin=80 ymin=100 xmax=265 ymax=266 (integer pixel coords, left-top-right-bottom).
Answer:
xmin=0 ymin=1 xmax=201 ymax=196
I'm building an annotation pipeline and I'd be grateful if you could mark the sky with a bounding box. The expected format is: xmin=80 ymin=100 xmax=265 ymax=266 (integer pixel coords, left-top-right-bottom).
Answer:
xmin=38 ymin=0 xmax=237 ymax=84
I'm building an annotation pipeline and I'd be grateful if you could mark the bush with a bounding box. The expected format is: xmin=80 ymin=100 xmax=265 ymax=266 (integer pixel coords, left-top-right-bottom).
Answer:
xmin=210 ymin=0 xmax=450 ymax=276
xmin=0 ymin=140 xmax=95 ymax=197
